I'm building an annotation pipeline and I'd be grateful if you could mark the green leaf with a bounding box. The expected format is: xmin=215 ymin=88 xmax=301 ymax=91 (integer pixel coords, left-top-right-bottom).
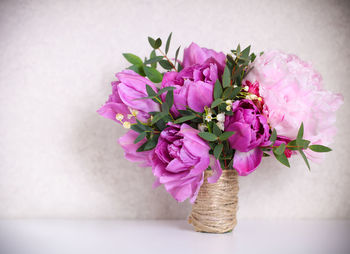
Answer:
xmin=159 ymin=60 xmax=173 ymax=70
xmin=127 ymin=65 xmax=145 ymax=76
xmin=214 ymin=80 xmax=223 ymax=99
xmin=165 ymin=90 xmax=174 ymax=108
xmin=198 ymin=132 xmax=218 ymax=142
xmin=214 ymin=143 xmax=224 ymax=159
xmin=174 ymin=46 xmax=180 ymax=66
xmin=288 ymin=139 xmax=310 ymax=150
xmin=148 ymin=37 xmax=156 ymax=48
xmin=144 ymin=66 xmax=163 ymax=83
xmin=211 ymin=98 xmax=223 ymax=108
xmin=273 ymin=150 xmax=290 ymax=167
xmin=309 ymin=145 xmax=332 ymax=153
xmin=145 ymin=84 xmax=157 ymax=97
xmin=299 ymin=149 xmax=310 ymax=170
xmin=219 ymin=131 xmax=235 ymax=141
xmin=241 ymin=45 xmax=251 ymax=59
xmin=177 ymin=62 xmax=183 ymax=71
xmin=178 ymin=110 xmax=193 ymax=116
xmin=154 ymin=38 xmax=162 ymax=49
xmin=151 ymin=112 xmax=167 ymax=125
xmin=222 ymin=86 xmax=241 ymax=100
xmin=134 ymin=132 xmax=147 ymax=144
xmin=150 ymin=50 xmax=157 ymax=68
xmin=130 ymin=124 xmax=144 ymax=133
xmin=157 ymin=86 xmax=176 ymax=95
xmin=174 ymin=115 xmax=196 ymax=123
xmin=161 ymin=102 xmax=169 ymax=113
xmin=212 ymin=124 xmax=222 ymax=136
xmin=144 ymin=56 xmax=164 ymax=65
xmin=123 ymin=53 xmax=143 ymax=66
xmin=222 ymin=66 xmax=231 ymax=88
xmin=165 ymin=32 xmax=172 ymax=54
xmin=270 ymin=129 xmax=277 ymax=144
xmin=137 ymin=134 xmax=160 ymax=151
xmin=297 ymin=122 xmax=304 ymax=140
xmin=274 ymin=143 xmax=286 ymax=156
xmin=136 ymin=120 xmax=152 ymax=131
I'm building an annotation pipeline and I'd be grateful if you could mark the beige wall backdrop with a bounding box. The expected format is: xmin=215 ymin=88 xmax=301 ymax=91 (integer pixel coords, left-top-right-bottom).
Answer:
xmin=0 ymin=0 xmax=349 ymax=219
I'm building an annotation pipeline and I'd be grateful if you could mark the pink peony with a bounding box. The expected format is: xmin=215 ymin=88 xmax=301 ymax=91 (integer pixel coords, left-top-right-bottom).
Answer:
xmin=244 ymin=50 xmax=343 ymax=161
xmin=152 ymin=123 xmax=221 ymax=203
xmin=161 ymin=43 xmax=226 ymax=116
xmin=182 ymin=42 xmax=226 ymax=72
xmin=225 ymin=99 xmax=270 ymax=175
xmin=119 ymin=130 xmax=153 ymax=167
xmin=98 ymin=70 xmax=160 ymax=125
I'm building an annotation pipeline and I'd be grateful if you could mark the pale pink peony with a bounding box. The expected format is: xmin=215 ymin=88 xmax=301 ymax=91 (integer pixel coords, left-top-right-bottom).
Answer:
xmin=244 ymin=50 xmax=343 ymax=161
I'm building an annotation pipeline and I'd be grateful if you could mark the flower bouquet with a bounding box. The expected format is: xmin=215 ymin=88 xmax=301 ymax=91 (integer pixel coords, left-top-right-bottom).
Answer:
xmin=98 ymin=34 xmax=343 ymax=233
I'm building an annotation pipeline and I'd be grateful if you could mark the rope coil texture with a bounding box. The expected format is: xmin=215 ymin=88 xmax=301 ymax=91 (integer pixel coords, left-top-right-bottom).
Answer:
xmin=188 ymin=169 xmax=239 ymax=233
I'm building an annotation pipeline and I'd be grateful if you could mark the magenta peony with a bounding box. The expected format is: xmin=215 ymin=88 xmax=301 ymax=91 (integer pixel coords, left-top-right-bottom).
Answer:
xmin=182 ymin=42 xmax=226 ymax=72
xmin=151 ymin=123 xmax=220 ymax=202
xmin=98 ymin=70 xmax=160 ymax=126
xmin=225 ymin=99 xmax=270 ymax=175
xmin=119 ymin=130 xmax=153 ymax=167
xmin=161 ymin=43 xmax=225 ymax=115
xmin=244 ymin=50 xmax=343 ymax=161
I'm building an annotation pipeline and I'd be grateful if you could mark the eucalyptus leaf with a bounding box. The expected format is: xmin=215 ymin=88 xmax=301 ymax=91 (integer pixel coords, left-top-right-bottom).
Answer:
xmin=219 ymin=131 xmax=235 ymax=141
xmin=165 ymin=90 xmax=174 ymax=108
xmin=144 ymin=66 xmax=163 ymax=83
xmin=159 ymin=60 xmax=173 ymax=70
xmin=144 ymin=56 xmax=164 ymax=65
xmin=157 ymin=86 xmax=176 ymax=95
xmin=154 ymin=38 xmax=162 ymax=49
xmin=123 ymin=53 xmax=143 ymax=66
xmin=148 ymin=37 xmax=156 ymax=48
xmin=165 ymin=32 xmax=172 ymax=54
xmin=270 ymin=129 xmax=277 ymax=144
xmin=151 ymin=112 xmax=167 ymax=125
xmin=222 ymin=66 xmax=231 ymax=88
xmin=273 ymin=150 xmax=290 ymax=167
xmin=299 ymin=149 xmax=310 ymax=170
xmin=174 ymin=115 xmax=196 ymax=123
xmin=134 ymin=132 xmax=147 ymax=144
xmin=309 ymin=145 xmax=332 ymax=152
xmin=214 ymin=79 xmax=223 ymax=99
xmin=211 ymin=98 xmax=223 ymax=108
xmin=274 ymin=143 xmax=286 ymax=156
xmin=198 ymin=132 xmax=218 ymax=142
xmin=214 ymin=143 xmax=224 ymax=159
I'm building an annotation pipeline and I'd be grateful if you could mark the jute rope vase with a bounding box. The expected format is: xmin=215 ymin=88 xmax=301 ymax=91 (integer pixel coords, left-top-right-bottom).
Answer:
xmin=188 ymin=169 xmax=239 ymax=233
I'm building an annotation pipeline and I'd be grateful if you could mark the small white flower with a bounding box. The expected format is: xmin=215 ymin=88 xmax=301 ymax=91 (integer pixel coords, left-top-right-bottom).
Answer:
xmin=225 ymin=100 xmax=232 ymax=105
xmin=130 ymin=109 xmax=139 ymax=117
xmin=198 ymin=123 xmax=207 ymax=132
xmin=226 ymin=105 xmax=231 ymax=111
xmin=123 ymin=121 xmax=131 ymax=129
xmin=216 ymin=122 xmax=225 ymax=131
xmin=205 ymin=114 xmax=213 ymax=122
xmin=216 ymin=113 xmax=225 ymax=122
xmin=246 ymin=94 xmax=258 ymax=100
xmin=243 ymin=85 xmax=249 ymax=92
xmin=233 ymin=84 xmax=238 ymax=88
xmin=115 ymin=113 xmax=124 ymax=122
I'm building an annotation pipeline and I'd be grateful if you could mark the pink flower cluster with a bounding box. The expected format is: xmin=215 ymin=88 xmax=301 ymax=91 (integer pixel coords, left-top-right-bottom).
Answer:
xmin=98 ymin=41 xmax=343 ymax=203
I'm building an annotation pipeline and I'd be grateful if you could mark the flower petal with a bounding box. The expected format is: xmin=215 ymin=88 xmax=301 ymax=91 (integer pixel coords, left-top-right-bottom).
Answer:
xmin=233 ymin=148 xmax=263 ymax=176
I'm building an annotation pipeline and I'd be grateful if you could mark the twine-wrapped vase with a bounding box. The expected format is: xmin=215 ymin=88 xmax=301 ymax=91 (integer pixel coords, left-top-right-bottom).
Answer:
xmin=188 ymin=169 xmax=239 ymax=233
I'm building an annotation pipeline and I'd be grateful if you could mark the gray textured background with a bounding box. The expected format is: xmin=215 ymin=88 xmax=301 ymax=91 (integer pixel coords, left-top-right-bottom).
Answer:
xmin=0 ymin=0 xmax=349 ymax=219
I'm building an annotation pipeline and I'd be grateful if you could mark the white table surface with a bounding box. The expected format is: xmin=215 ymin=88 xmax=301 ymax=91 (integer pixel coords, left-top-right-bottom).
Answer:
xmin=0 ymin=220 xmax=349 ymax=254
